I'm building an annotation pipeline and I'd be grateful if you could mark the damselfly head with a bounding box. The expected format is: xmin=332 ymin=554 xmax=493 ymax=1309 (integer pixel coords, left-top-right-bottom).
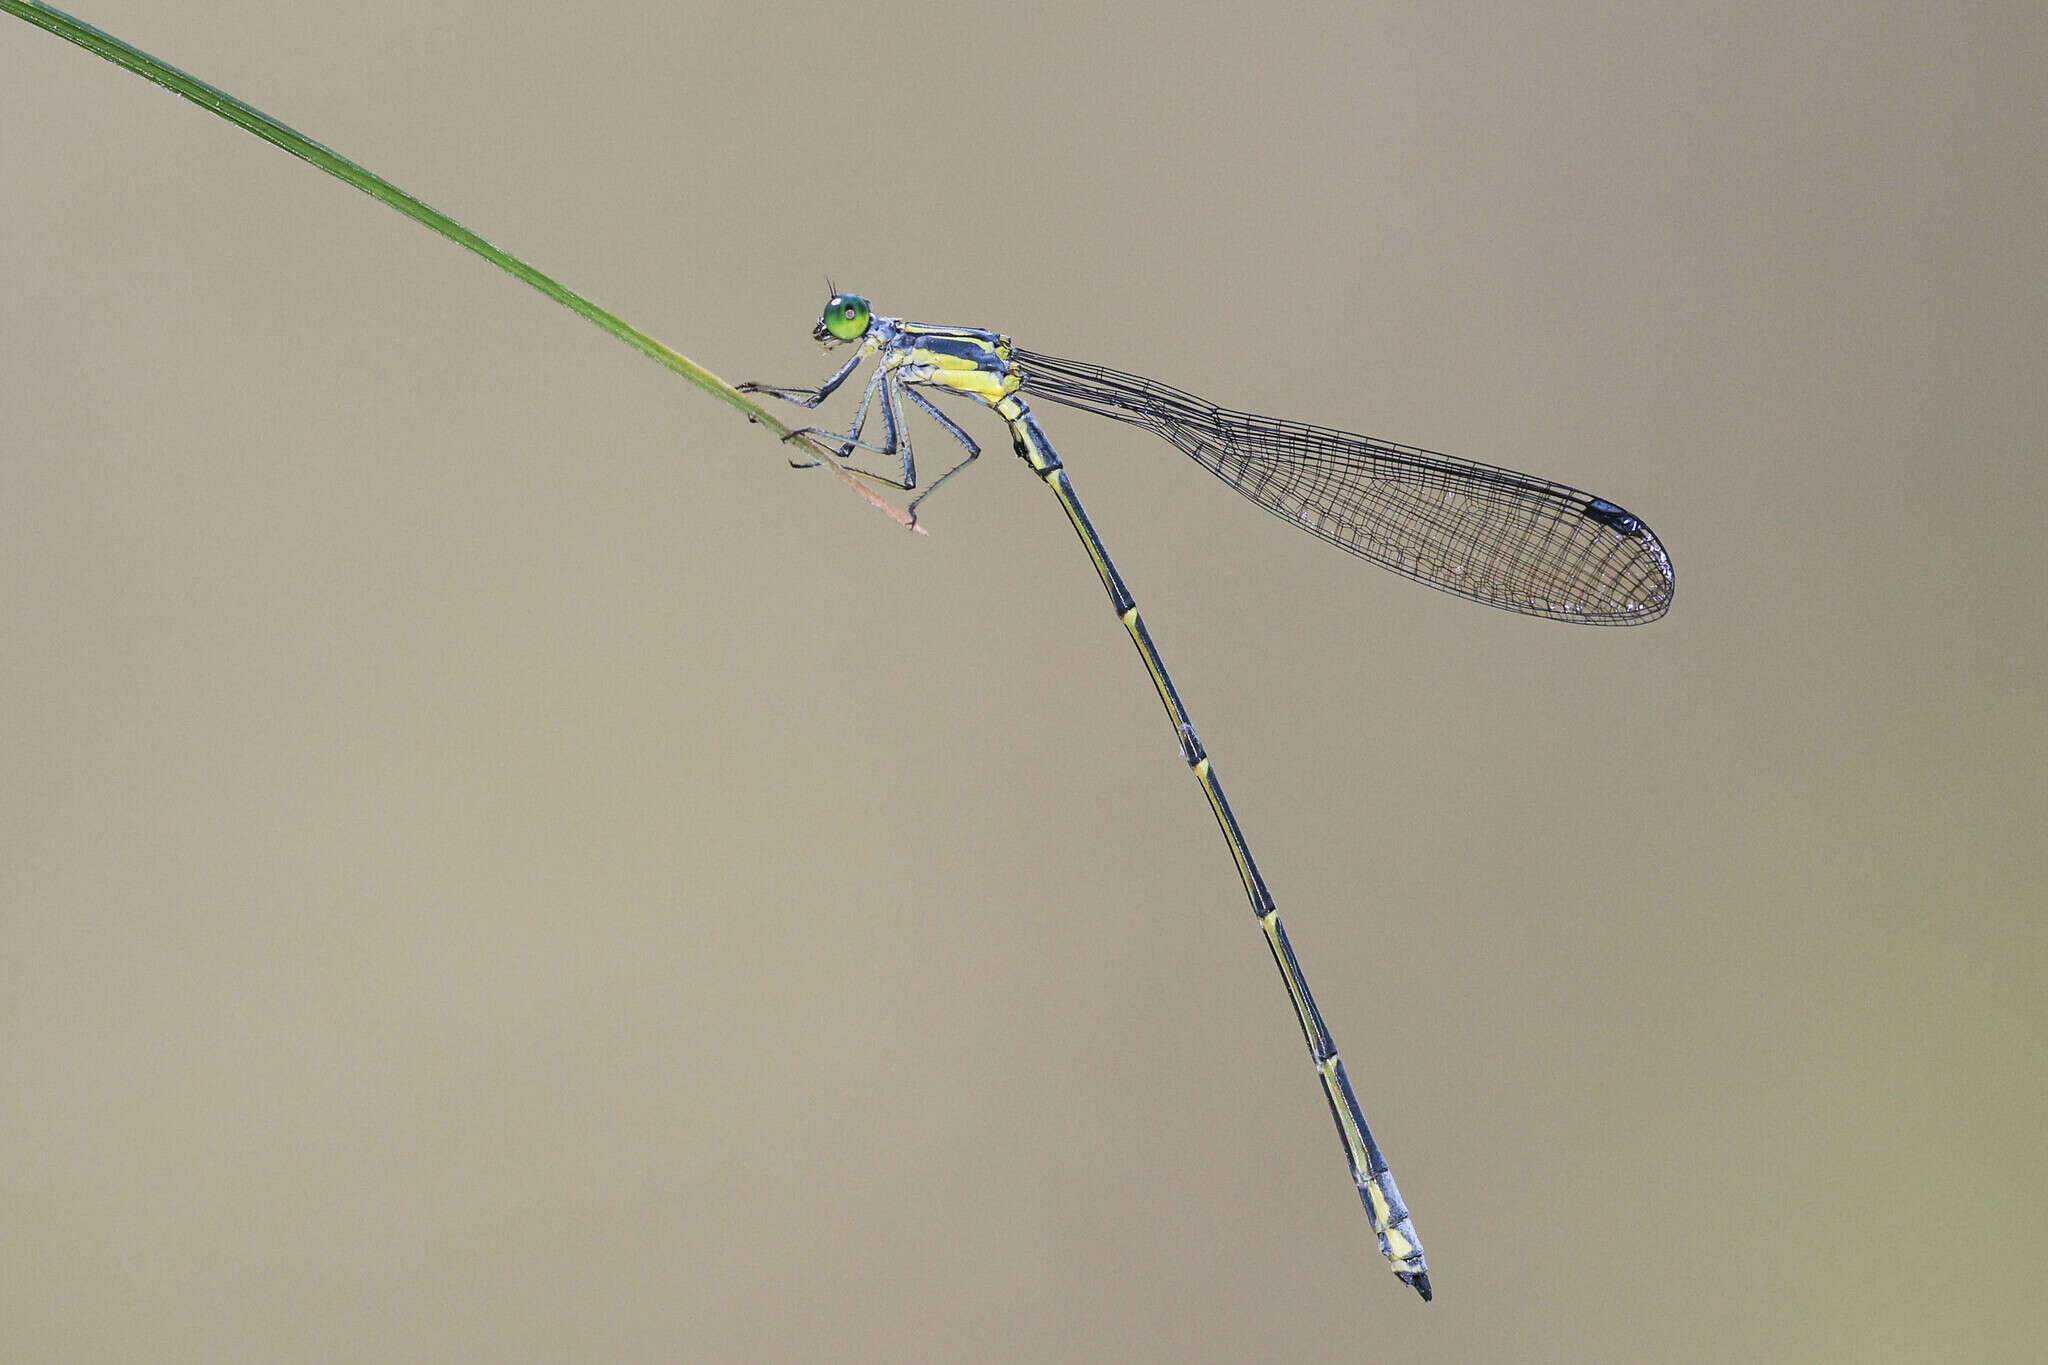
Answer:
xmin=813 ymin=292 xmax=873 ymax=346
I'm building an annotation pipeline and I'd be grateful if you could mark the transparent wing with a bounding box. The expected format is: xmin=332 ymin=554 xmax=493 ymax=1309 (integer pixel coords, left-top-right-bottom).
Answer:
xmin=1013 ymin=348 xmax=1675 ymax=624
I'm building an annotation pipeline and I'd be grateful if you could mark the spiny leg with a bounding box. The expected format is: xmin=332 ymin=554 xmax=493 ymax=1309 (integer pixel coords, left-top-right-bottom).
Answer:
xmin=735 ymin=350 xmax=864 ymax=408
xmin=745 ymin=362 xmax=904 ymax=477
xmin=739 ymin=355 xmax=865 ymax=469
xmin=818 ymin=361 xmax=889 ymax=461
xmin=741 ymin=357 xmax=979 ymax=518
xmin=794 ymin=370 xmax=921 ymax=493
xmin=901 ymin=386 xmax=982 ymax=523
xmin=789 ymin=375 xmax=988 ymax=512
xmin=884 ymin=372 xmax=918 ymax=491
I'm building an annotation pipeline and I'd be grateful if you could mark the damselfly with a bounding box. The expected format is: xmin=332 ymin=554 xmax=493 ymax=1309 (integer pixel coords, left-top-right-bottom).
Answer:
xmin=9 ymin=0 xmax=1674 ymax=1310
xmin=743 ymin=294 xmax=1677 ymax=1301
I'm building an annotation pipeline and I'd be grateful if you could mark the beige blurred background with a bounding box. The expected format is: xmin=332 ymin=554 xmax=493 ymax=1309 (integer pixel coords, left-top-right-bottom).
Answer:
xmin=4 ymin=3 xmax=2042 ymax=1360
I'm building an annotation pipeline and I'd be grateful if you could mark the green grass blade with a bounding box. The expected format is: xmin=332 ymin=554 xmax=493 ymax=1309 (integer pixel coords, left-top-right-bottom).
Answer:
xmin=3 ymin=0 xmax=917 ymax=528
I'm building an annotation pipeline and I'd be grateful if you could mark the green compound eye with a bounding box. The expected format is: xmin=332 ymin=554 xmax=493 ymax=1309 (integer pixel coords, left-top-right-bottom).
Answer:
xmin=822 ymin=294 xmax=871 ymax=341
